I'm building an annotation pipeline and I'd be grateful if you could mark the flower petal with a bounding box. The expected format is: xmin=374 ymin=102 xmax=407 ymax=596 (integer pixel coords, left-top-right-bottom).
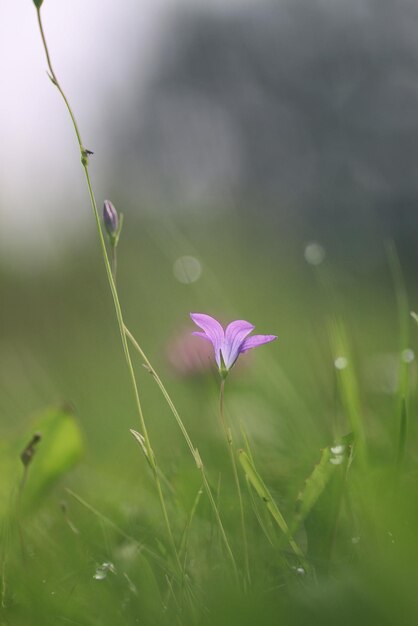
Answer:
xmin=192 ymin=331 xmax=211 ymax=342
xmin=190 ymin=313 xmax=224 ymax=367
xmin=222 ymin=320 xmax=255 ymax=369
xmin=239 ymin=334 xmax=277 ymax=354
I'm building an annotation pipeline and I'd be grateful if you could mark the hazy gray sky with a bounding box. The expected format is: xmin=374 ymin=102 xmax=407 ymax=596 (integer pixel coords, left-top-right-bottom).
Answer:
xmin=0 ymin=1 xmax=170 ymax=264
xmin=1 ymin=0 xmax=251 ymax=266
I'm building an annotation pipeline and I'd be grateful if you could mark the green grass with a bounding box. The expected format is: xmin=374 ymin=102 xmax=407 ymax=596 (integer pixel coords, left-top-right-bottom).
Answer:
xmin=1 ymin=214 xmax=418 ymax=624
xmin=9 ymin=4 xmax=418 ymax=621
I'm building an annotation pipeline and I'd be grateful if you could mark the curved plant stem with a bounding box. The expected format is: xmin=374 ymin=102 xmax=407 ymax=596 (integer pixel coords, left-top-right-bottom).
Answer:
xmin=111 ymin=246 xmax=117 ymax=285
xmin=35 ymin=6 xmax=181 ymax=575
xmin=219 ymin=379 xmax=250 ymax=587
xmin=124 ymin=325 xmax=238 ymax=581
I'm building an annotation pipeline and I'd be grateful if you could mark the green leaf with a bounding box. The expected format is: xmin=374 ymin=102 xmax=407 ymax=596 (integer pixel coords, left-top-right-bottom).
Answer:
xmin=294 ymin=446 xmax=333 ymax=528
xmin=238 ymin=449 xmax=305 ymax=562
xmin=302 ymin=434 xmax=353 ymax=574
xmin=130 ymin=429 xmax=154 ymax=469
xmin=20 ymin=405 xmax=84 ymax=508
xmin=329 ymin=318 xmax=367 ymax=468
xmin=240 ymin=426 xmax=276 ymax=545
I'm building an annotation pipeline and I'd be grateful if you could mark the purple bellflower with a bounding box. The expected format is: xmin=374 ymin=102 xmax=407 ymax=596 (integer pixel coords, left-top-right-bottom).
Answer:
xmin=190 ymin=313 xmax=277 ymax=377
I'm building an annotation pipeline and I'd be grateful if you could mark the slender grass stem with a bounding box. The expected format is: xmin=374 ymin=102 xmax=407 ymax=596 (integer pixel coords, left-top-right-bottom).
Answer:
xmin=395 ymin=396 xmax=408 ymax=482
xmin=238 ymin=450 xmax=308 ymax=569
xmin=179 ymin=485 xmax=203 ymax=602
xmin=34 ymin=6 xmax=181 ymax=576
xmin=111 ymin=245 xmax=117 ymax=285
xmin=65 ymin=489 xmax=169 ymax=572
xmin=386 ymin=242 xmax=410 ymax=481
xmin=124 ymin=326 xmax=238 ymax=580
xmin=218 ymin=379 xmax=250 ymax=587
xmin=330 ymin=318 xmax=367 ymax=471
xmin=0 ymin=550 xmax=6 ymax=609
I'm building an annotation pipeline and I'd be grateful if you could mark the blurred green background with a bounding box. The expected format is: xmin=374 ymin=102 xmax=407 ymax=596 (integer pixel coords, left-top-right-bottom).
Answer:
xmin=2 ymin=210 xmax=418 ymax=624
xmin=3 ymin=0 xmax=418 ymax=624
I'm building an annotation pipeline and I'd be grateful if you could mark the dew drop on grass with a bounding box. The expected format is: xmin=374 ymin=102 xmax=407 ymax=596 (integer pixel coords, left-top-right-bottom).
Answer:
xmin=402 ymin=348 xmax=415 ymax=364
xmin=351 ymin=536 xmax=360 ymax=545
xmin=334 ymin=356 xmax=348 ymax=370
xmin=173 ymin=256 xmax=202 ymax=284
xmin=93 ymin=562 xmax=116 ymax=580
xmin=330 ymin=442 xmax=346 ymax=465
xmin=331 ymin=444 xmax=345 ymax=455
xmin=292 ymin=566 xmax=306 ymax=576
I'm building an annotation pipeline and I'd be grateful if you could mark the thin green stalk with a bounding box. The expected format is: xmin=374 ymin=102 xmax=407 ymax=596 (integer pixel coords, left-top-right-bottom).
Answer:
xmin=386 ymin=242 xmax=409 ymax=390
xmin=36 ymin=9 xmax=83 ymax=149
xmin=219 ymin=379 xmax=250 ymax=587
xmin=329 ymin=318 xmax=367 ymax=470
xmin=66 ymin=489 xmax=169 ymax=572
xmin=179 ymin=485 xmax=203 ymax=600
xmin=238 ymin=450 xmax=308 ymax=570
xmin=124 ymin=326 xmax=238 ymax=579
xmin=111 ymin=245 xmax=118 ymax=285
xmin=395 ymin=396 xmax=408 ymax=480
xmin=386 ymin=243 xmax=410 ymax=479
xmin=241 ymin=425 xmax=276 ymax=546
xmin=34 ymin=6 xmax=181 ymax=575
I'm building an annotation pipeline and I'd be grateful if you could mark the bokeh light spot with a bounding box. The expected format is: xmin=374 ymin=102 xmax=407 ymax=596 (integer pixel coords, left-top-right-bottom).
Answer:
xmin=173 ymin=255 xmax=202 ymax=284
xmin=304 ymin=242 xmax=325 ymax=266
xmin=401 ymin=348 xmax=415 ymax=363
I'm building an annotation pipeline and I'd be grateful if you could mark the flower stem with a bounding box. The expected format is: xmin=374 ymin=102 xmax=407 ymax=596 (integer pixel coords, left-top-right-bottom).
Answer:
xmin=111 ymin=245 xmax=117 ymax=285
xmin=34 ymin=6 xmax=181 ymax=576
xmin=219 ymin=379 xmax=251 ymax=587
xmin=36 ymin=8 xmax=83 ymax=152
xmin=124 ymin=325 xmax=238 ymax=580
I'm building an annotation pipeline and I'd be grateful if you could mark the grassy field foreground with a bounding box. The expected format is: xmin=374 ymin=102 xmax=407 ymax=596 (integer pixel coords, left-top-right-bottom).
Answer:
xmin=1 ymin=215 xmax=418 ymax=625
xmin=2 ymin=2 xmax=418 ymax=622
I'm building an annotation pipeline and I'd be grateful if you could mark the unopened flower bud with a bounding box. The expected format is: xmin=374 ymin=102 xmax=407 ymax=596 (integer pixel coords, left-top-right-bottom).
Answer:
xmin=103 ymin=200 xmax=119 ymax=242
xmin=33 ymin=0 xmax=44 ymax=7
xmin=20 ymin=432 xmax=42 ymax=467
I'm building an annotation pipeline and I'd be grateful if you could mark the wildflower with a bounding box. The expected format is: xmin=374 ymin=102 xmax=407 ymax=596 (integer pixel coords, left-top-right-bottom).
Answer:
xmin=190 ymin=313 xmax=277 ymax=377
xmin=103 ymin=200 xmax=121 ymax=245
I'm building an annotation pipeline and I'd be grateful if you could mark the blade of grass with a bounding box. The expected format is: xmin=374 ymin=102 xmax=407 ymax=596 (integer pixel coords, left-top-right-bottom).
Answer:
xmin=179 ymin=484 xmax=203 ymax=609
xmin=179 ymin=485 xmax=203 ymax=561
xmin=329 ymin=318 xmax=367 ymax=470
xmin=240 ymin=425 xmax=276 ymax=546
xmin=293 ymin=446 xmax=333 ymax=533
xmin=218 ymin=380 xmax=250 ymax=587
xmin=386 ymin=242 xmax=410 ymax=400
xmin=238 ymin=450 xmax=306 ymax=567
xmin=386 ymin=243 xmax=411 ymax=479
xmin=65 ymin=488 xmax=169 ymax=574
xmin=130 ymin=429 xmax=176 ymax=497
xmin=395 ymin=396 xmax=408 ymax=478
xmin=245 ymin=475 xmax=275 ymax=547
xmin=302 ymin=438 xmax=352 ymax=575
